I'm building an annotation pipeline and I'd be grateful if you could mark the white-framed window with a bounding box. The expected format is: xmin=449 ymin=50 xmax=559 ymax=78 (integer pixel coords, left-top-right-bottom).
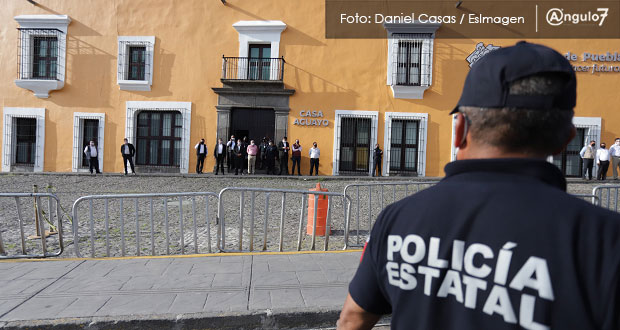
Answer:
xmin=232 ymin=21 xmax=286 ymax=80
xmin=117 ymin=36 xmax=155 ymax=91
xmin=72 ymin=113 xmax=105 ymax=173
xmin=125 ymin=101 xmax=191 ymax=173
xmin=384 ymin=112 xmax=428 ymax=177
xmin=2 ymin=107 xmax=45 ymax=172
xmin=14 ymin=15 xmax=71 ymax=98
xmin=384 ymin=23 xmax=439 ymax=99
xmin=332 ymin=110 xmax=378 ymax=176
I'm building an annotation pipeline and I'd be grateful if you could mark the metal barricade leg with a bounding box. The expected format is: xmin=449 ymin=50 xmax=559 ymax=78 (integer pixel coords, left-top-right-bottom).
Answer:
xmin=262 ymin=193 xmax=270 ymax=251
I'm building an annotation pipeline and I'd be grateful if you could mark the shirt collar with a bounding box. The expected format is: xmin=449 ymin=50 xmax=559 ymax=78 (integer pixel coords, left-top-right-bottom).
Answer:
xmin=444 ymin=158 xmax=566 ymax=191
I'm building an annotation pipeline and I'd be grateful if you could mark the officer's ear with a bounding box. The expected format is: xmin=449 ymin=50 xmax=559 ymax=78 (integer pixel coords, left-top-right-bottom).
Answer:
xmin=454 ymin=112 xmax=468 ymax=149
xmin=551 ymin=124 xmax=576 ymax=156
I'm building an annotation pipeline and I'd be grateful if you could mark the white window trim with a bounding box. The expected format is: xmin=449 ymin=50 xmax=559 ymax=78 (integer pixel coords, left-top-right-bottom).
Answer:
xmin=332 ymin=110 xmax=379 ymax=176
xmin=72 ymin=112 xmax=105 ymax=173
xmin=384 ymin=23 xmax=439 ymax=100
xmin=384 ymin=112 xmax=428 ymax=177
xmin=450 ymin=114 xmax=458 ymax=162
xmin=233 ymin=20 xmax=286 ymax=80
xmin=2 ymin=107 xmax=45 ymax=172
xmin=14 ymin=15 xmax=71 ymax=98
xmin=117 ymin=36 xmax=155 ymax=91
xmin=125 ymin=101 xmax=191 ymax=173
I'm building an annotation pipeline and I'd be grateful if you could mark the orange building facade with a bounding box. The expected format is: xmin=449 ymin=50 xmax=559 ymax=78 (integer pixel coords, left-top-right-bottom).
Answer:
xmin=1 ymin=0 xmax=619 ymax=177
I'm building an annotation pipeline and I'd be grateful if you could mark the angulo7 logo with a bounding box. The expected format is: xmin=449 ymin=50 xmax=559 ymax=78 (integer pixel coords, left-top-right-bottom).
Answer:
xmin=546 ymin=8 xmax=609 ymax=27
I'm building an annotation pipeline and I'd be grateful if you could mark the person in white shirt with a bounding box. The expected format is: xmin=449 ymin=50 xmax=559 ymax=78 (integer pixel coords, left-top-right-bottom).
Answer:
xmin=597 ymin=142 xmax=610 ymax=180
xmin=194 ymin=138 xmax=208 ymax=174
xmin=609 ymin=138 xmax=620 ymax=179
xmin=213 ymin=138 xmax=226 ymax=175
xmin=83 ymin=140 xmax=101 ymax=174
xmin=309 ymin=142 xmax=320 ymax=176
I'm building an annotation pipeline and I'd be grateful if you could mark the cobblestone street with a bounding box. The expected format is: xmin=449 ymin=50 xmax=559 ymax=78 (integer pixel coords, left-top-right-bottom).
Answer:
xmin=0 ymin=173 xmax=606 ymax=259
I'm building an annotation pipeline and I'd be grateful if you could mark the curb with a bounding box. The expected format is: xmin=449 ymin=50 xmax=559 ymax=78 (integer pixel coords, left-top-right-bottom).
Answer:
xmin=0 ymin=308 xmax=350 ymax=330
xmin=0 ymin=171 xmax=442 ymax=182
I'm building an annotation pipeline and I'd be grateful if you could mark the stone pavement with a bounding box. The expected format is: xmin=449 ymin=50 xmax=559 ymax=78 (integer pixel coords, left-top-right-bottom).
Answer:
xmin=0 ymin=251 xmax=366 ymax=329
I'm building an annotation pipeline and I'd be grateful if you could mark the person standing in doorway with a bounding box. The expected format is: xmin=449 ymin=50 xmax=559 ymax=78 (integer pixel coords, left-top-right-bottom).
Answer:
xmin=120 ymin=138 xmax=136 ymax=175
xmin=247 ymin=139 xmax=258 ymax=174
xmin=580 ymin=140 xmax=596 ymax=180
xmin=259 ymin=138 xmax=269 ymax=170
xmin=610 ymin=138 xmax=620 ymax=179
xmin=226 ymin=135 xmax=236 ymax=173
xmin=309 ymin=142 xmax=320 ymax=176
xmin=214 ymin=138 xmax=226 ymax=175
xmin=265 ymin=140 xmax=278 ymax=175
xmin=194 ymin=138 xmax=208 ymax=174
xmin=278 ymin=136 xmax=290 ymax=175
xmin=241 ymin=136 xmax=249 ymax=173
xmin=84 ymin=140 xmax=101 ymax=174
xmin=597 ymin=142 xmax=610 ymax=180
xmin=234 ymin=139 xmax=244 ymax=175
xmin=372 ymin=144 xmax=383 ymax=177
xmin=291 ymin=139 xmax=302 ymax=176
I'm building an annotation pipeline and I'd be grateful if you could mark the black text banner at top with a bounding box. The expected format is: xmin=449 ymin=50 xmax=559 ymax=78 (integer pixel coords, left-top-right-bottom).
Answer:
xmin=325 ymin=0 xmax=620 ymax=38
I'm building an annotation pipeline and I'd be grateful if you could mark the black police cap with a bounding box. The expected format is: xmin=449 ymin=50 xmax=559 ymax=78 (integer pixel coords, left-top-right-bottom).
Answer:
xmin=451 ymin=41 xmax=576 ymax=115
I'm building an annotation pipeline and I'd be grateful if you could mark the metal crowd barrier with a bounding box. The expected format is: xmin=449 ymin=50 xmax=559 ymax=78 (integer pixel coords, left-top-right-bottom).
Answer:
xmin=592 ymin=185 xmax=620 ymax=211
xmin=217 ymin=187 xmax=351 ymax=252
xmin=0 ymin=193 xmax=64 ymax=259
xmin=343 ymin=181 xmax=439 ymax=248
xmin=71 ymin=192 xmax=218 ymax=258
xmin=572 ymin=193 xmax=600 ymax=206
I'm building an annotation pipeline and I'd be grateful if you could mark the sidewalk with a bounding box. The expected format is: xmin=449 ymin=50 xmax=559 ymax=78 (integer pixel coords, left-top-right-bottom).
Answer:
xmin=0 ymin=251 xmax=364 ymax=329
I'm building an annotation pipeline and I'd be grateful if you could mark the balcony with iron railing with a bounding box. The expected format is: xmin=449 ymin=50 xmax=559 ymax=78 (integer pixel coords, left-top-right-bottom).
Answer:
xmin=221 ymin=56 xmax=284 ymax=81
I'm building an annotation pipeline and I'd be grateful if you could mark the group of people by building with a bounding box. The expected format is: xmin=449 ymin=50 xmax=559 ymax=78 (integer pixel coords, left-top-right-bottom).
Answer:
xmin=199 ymin=135 xmax=321 ymax=176
xmin=580 ymin=138 xmax=620 ymax=180
xmin=82 ymin=138 xmax=136 ymax=175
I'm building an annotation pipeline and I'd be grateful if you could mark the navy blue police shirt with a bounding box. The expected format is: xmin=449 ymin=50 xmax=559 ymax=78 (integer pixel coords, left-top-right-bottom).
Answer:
xmin=349 ymin=158 xmax=620 ymax=330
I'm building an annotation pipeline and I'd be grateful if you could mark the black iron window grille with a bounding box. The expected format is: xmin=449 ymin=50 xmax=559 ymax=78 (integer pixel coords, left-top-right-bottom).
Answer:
xmin=81 ymin=119 xmax=99 ymax=167
xmin=222 ymin=56 xmax=284 ymax=81
xmin=389 ymin=119 xmax=421 ymax=176
xmin=392 ymin=33 xmax=433 ymax=87
xmin=128 ymin=46 xmax=146 ymax=80
xmin=135 ymin=110 xmax=183 ymax=167
xmin=338 ymin=116 xmax=373 ymax=175
xmin=17 ymin=28 xmax=64 ymax=80
xmin=13 ymin=117 xmax=37 ymax=166
xmin=119 ymin=41 xmax=151 ymax=81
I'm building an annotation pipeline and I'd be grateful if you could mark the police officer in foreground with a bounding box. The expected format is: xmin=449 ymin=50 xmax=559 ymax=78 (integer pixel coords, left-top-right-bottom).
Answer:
xmin=338 ymin=42 xmax=620 ymax=330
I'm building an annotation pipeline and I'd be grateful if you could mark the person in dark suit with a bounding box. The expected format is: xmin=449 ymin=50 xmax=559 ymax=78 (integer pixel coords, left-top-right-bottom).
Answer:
xmin=372 ymin=144 xmax=383 ymax=177
xmin=234 ymin=139 xmax=244 ymax=175
xmin=213 ymin=138 xmax=226 ymax=175
xmin=265 ymin=140 xmax=278 ymax=175
xmin=120 ymin=138 xmax=136 ymax=175
xmin=194 ymin=138 xmax=208 ymax=174
xmin=277 ymin=136 xmax=290 ymax=175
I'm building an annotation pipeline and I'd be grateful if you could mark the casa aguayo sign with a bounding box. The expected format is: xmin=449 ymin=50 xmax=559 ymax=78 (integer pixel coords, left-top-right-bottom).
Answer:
xmin=293 ymin=110 xmax=329 ymax=127
xmin=467 ymin=42 xmax=620 ymax=74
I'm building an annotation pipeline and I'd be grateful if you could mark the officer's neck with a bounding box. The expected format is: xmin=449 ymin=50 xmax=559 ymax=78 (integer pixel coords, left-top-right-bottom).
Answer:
xmin=457 ymin=142 xmax=547 ymax=160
